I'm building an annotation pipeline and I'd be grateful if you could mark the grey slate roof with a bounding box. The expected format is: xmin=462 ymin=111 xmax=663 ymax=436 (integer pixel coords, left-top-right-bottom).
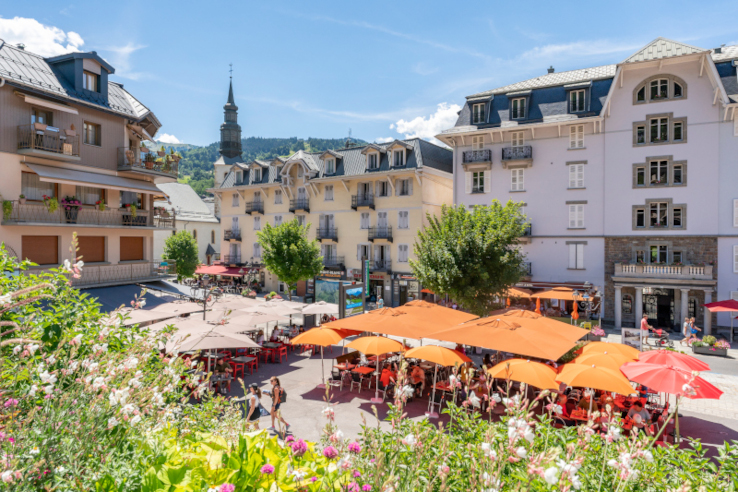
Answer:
xmin=716 ymin=60 xmax=738 ymax=102
xmin=0 ymin=40 xmax=153 ymax=120
xmin=467 ymin=65 xmax=616 ymax=98
xmin=712 ymin=45 xmax=738 ymax=62
xmin=622 ymin=38 xmax=705 ymax=64
xmin=156 ymin=183 xmax=219 ymax=223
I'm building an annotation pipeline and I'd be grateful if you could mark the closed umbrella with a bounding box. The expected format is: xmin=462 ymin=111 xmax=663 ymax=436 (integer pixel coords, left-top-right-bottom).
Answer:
xmin=535 ymin=297 xmax=541 ymax=315
xmin=404 ymin=345 xmax=471 ymax=418
xmin=571 ymin=301 xmax=579 ymax=322
xmin=346 ymin=336 xmax=406 ymax=404
xmin=291 ymin=327 xmax=356 ymax=387
xmin=581 ymin=341 xmax=640 ymax=360
xmin=487 ymin=358 xmax=559 ymax=390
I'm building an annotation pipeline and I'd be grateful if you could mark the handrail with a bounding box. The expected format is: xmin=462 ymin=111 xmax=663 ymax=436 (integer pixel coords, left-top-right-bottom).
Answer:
xmin=18 ymin=124 xmax=79 ymax=156
xmin=2 ymin=201 xmax=175 ymax=229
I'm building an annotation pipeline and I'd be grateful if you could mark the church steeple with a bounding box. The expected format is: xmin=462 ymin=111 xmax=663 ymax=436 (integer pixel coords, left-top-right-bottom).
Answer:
xmin=219 ymin=67 xmax=242 ymax=160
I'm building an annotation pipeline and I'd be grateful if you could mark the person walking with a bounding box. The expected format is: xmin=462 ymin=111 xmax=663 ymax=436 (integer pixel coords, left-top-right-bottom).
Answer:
xmin=680 ymin=317 xmax=691 ymax=346
xmin=244 ymin=383 xmax=263 ymax=430
xmin=688 ymin=317 xmax=702 ymax=343
xmin=265 ymin=377 xmax=290 ymax=432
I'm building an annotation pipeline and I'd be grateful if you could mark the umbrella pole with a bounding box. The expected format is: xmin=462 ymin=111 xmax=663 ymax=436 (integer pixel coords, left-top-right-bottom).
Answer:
xmin=426 ymin=364 xmax=439 ymax=419
xmin=317 ymin=346 xmax=326 ymax=389
xmin=674 ymin=399 xmax=681 ymax=444
xmin=588 ymin=388 xmax=593 ymax=416
xmin=731 ymin=316 xmax=734 ymax=344
xmin=371 ymin=359 xmax=382 ymax=404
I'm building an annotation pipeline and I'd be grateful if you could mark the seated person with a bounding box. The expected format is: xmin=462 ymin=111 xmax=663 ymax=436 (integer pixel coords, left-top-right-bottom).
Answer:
xmin=379 ymin=366 xmax=396 ymax=393
xmin=269 ymin=330 xmax=280 ymax=343
xmin=626 ymin=402 xmax=652 ymax=435
xmin=577 ymin=394 xmax=600 ymax=414
xmin=556 ymin=393 xmax=570 ymax=418
xmin=289 ymin=323 xmax=299 ymax=337
xmin=213 ymin=359 xmax=233 ymax=395
xmin=410 ymin=364 xmax=426 ymax=397
xmin=255 ymin=330 xmax=265 ymax=346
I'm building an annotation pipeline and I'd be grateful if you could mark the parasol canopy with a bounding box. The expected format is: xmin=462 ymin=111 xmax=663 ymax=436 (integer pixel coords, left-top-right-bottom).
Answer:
xmin=487 ymin=358 xmax=559 ymax=390
xmin=580 ymin=341 xmax=640 ymax=360
xmin=301 ymin=301 xmax=339 ymax=315
xmin=556 ymin=363 xmax=635 ymax=395
xmin=620 ymin=362 xmax=723 ymax=400
xmin=346 ymin=336 xmax=405 ymax=356
xmin=637 ymin=349 xmax=709 ymax=372
xmin=532 ymin=287 xmax=584 ymax=301
xmin=291 ymin=327 xmax=355 ymax=347
xmin=404 ymin=345 xmax=471 ymax=367
xmin=574 ymin=352 xmax=634 ymax=372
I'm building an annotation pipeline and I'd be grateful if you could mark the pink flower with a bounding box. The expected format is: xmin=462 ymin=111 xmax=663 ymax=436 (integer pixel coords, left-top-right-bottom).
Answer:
xmin=260 ymin=464 xmax=274 ymax=475
xmin=348 ymin=441 xmax=361 ymax=454
xmin=291 ymin=439 xmax=308 ymax=457
xmin=362 ymin=486 xmax=372 ymax=491
xmin=322 ymin=446 xmax=338 ymax=459
xmin=4 ymin=399 xmax=18 ymax=408
xmin=285 ymin=435 xmax=295 ymax=443
xmin=219 ymin=484 xmax=235 ymax=492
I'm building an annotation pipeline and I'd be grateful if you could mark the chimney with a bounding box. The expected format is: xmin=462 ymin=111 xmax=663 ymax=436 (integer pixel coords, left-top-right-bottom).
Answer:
xmin=547 ymin=66 xmax=555 ymax=74
xmin=16 ymin=43 xmax=25 ymax=50
xmin=715 ymin=44 xmax=725 ymax=54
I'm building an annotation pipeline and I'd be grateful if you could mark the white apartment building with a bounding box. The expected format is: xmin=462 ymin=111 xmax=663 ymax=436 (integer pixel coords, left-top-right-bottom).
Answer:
xmin=438 ymin=38 xmax=738 ymax=335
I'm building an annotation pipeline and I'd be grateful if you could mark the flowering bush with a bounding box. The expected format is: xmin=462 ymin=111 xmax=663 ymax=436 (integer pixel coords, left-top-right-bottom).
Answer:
xmin=60 ymin=196 xmax=81 ymax=210
xmin=713 ymin=340 xmax=730 ymax=350
xmin=591 ymin=327 xmax=606 ymax=337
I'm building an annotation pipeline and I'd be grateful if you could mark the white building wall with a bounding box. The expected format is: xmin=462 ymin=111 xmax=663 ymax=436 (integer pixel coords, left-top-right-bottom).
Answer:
xmin=153 ymin=219 xmax=219 ymax=265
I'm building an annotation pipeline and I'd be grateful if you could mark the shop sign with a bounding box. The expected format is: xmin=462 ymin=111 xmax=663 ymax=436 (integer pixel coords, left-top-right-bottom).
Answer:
xmin=318 ymin=270 xmax=343 ymax=279
xmin=397 ymin=274 xmax=416 ymax=280
xmin=369 ymin=274 xmax=386 ymax=280
xmin=350 ymin=269 xmax=362 ymax=278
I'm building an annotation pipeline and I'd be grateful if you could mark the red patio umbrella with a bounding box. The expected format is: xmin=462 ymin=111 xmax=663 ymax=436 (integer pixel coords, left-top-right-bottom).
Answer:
xmin=535 ymin=297 xmax=541 ymax=315
xmin=637 ymin=349 xmax=710 ymax=372
xmin=704 ymin=300 xmax=738 ymax=342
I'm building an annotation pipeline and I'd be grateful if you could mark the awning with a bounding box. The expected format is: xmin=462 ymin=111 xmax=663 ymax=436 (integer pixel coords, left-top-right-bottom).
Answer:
xmin=26 ymin=163 xmax=161 ymax=194
xmin=16 ymin=91 xmax=78 ymax=115
xmin=127 ymin=124 xmax=156 ymax=143
xmin=194 ymin=265 xmax=246 ymax=277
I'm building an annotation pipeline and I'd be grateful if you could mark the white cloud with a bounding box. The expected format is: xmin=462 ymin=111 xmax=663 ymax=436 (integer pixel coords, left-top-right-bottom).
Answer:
xmin=412 ymin=62 xmax=439 ymax=76
xmin=156 ymin=133 xmax=181 ymax=144
xmin=0 ymin=16 xmax=84 ymax=56
xmin=518 ymin=39 xmax=641 ymax=64
xmin=375 ymin=137 xmax=394 ymax=143
xmin=392 ymin=103 xmax=461 ymax=144
xmin=102 ymin=42 xmax=147 ymax=80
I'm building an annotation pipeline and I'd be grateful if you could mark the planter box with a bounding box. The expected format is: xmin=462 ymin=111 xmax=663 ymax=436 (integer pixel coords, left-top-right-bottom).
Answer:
xmin=583 ymin=334 xmax=602 ymax=342
xmin=692 ymin=346 xmax=728 ymax=357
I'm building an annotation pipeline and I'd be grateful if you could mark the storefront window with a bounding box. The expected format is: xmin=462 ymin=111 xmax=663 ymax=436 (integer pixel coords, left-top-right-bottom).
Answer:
xmin=622 ymin=294 xmax=633 ymax=315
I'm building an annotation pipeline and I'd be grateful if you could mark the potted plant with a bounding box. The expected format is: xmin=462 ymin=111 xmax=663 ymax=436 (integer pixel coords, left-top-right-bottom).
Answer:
xmin=585 ymin=326 xmax=606 ymax=342
xmin=157 ymin=145 xmax=166 ymax=157
xmin=140 ymin=143 xmax=148 ymax=153
xmin=60 ymin=196 xmax=81 ymax=224
xmin=144 ymin=152 xmax=155 ymax=170
xmin=130 ymin=203 xmax=137 ymax=219
xmin=125 ymin=148 xmax=135 ymax=165
xmin=691 ymin=335 xmax=729 ymax=357
xmin=96 ymin=199 xmax=106 ymax=212
xmin=2 ymin=200 xmax=12 ymax=221
xmin=42 ymin=195 xmax=59 ymax=213
xmin=18 ymin=194 xmax=26 ymax=205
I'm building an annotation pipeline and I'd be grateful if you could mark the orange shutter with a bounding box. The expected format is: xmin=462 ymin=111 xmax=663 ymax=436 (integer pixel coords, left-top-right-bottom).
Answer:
xmin=77 ymin=236 xmax=105 ymax=263
xmin=22 ymin=236 xmax=58 ymax=265
xmin=120 ymin=237 xmax=144 ymax=261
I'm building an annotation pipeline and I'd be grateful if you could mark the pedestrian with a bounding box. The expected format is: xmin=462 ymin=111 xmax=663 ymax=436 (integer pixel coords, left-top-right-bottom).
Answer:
xmin=264 ymin=377 xmax=290 ymax=432
xmin=244 ymin=383 xmax=263 ymax=430
xmin=377 ymin=297 xmax=384 ymax=309
xmin=688 ymin=317 xmax=701 ymax=342
xmin=680 ymin=317 xmax=691 ymax=346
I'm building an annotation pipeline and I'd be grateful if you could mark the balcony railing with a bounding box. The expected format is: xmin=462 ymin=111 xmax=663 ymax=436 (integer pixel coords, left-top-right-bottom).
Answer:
xmin=462 ymin=149 xmax=492 ymax=163
xmin=224 ymin=229 xmax=241 ymax=241
xmin=351 ymin=194 xmax=375 ymax=210
xmin=614 ymin=263 xmax=714 ymax=281
xmin=223 ymin=255 xmax=242 ymax=265
xmin=322 ymin=256 xmax=345 ymax=267
xmin=118 ymin=148 xmax=179 ymax=178
xmin=1 ymin=201 xmax=175 ymax=229
xmin=372 ymin=259 xmax=392 ymax=271
xmin=368 ymin=226 xmax=393 ymax=243
xmin=68 ymin=260 xmax=177 ymax=288
xmin=244 ymin=201 xmax=264 ymax=215
xmin=289 ymin=198 xmax=310 ymax=213
xmin=17 ymin=124 xmax=80 ymax=159
xmin=502 ymin=145 xmax=533 ymax=161
xmin=316 ymin=227 xmax=339 ymax=242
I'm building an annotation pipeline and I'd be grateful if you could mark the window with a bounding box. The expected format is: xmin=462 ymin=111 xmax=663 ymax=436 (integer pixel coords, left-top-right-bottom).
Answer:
xmin=673 ymin=82 xmax=683 ymax=98
xmin=252 ymin=168 xmax=261 ymax=182
xmin=324 ymin=184 xmax=334 ymax=201
xmin=274 ymin=189 xmax=282 ymax=204
xmin=568 ymin=243 xmax=584 ymax=269
xmin=650 ymin=79 xmax=668 ymax=100
xmin=274 ymin=215 xmax=283 ymax=226
xmin=253 ymin=243 xmax=261 ymax=258
xmin=393 ymin=150 xmax=404 ymax=167
xmin=511 ymin=169 xmax=524 ymax=191
xmin=635 ymin=250 xmax=646 ymax=263
xmin=398 ymin=211 xmax=409 ymax=229
xmin=569 ymin=90 xmax=586 ymax=112
xmin=119 ymin=191 xmax=143 ymax=208
xmin=232 ymin=193 xmax=239 ymax=207
xmin=296 ymin=215 xmax=306 ymax=226
xmin=236 ymin=171 xmax=243 ymax=184
xmin=253 ymin=216 xmax=261 ymax=230
xmin=376 ymin=180 xmax=389 ymax=197
xmin=472 ymin=136 xmax=484 ymax=150
xmin=511 ymin=98 xmax=526 ymax=119
xmin=673 ymin=251 xmax=683 ymax=264
xmin=622 ymin=294 xmax=633 ymax=314
xmin=357 ymin=244 xmax=371 ymax=261
xmin=673 ymin=165 xmax=683 ymax=185
xmin=650 ymin=117 xmax=668 ymax=143
xmin=83 ymin=122 xmax=101 ymax=146
xmin=360 ymin=213 xmax=370 ymax=229
xmin=568 ymin=164 xmax=584 ymax=188
xmin=636 ymin=87 xmax=646 ymax=102
xmin=649 ymin=160 xmax=668 ymax=184
xmin=368 ymin=153 xmax=379 ymax=170
xmin=76 ymin=186 xmax=104 ymax=205
xmin=83 ymin=71 xmax=98 ymax=92
xmin=192 ymin=229 xmax=197 ymax=240
xmin=511 ymin=131 xmax=524 ymax=148
xmin=734 ymin=245 xmax=738 ymax=272
xmin=120 ymin=237 xmax=144 ymax=261
xmin=569 ymin=125 xmax=584 ymax=149
xmin=650 ymin=245 xmax=668 ymax=264
xmin=636 ymin=125 xmax=646 ymax=144
xmin=398 ymin=244 xmax=409 ymax=263
xmin=636 ymin=168 xmax=646 ymax=186
xmin=325 ymin=158 xmax=335 ymax=174
xmin=21 ymin=172 xmax=55 ymax=201
xmin=568 ymin=204 xmax=584 ymax=228
xmin=472 ymin=171 xmax=485 ymax=193
xmin=672 ymin=207 xmax=683 ymax=228
xmin=636 ymin=209 xmax=645 ymax=228
xmin=472 ymin=103 xmax=486 ymax=124
xmin=650 ymin=202 xmax=668 ymax=227
xmin=31 ymin=108 xmax=53 ymax=125
xmin=211 ymin=230 xmax=215 ymax=243
xmin=297 ymin=167 xmax=304 ymax=178
xmin=673 ymin=121 xmax=683 ymax=141
xmin=22 ymin=235 xmax=58 ymax=265
xmin=398 ymin=179 xmax=411 ymax=196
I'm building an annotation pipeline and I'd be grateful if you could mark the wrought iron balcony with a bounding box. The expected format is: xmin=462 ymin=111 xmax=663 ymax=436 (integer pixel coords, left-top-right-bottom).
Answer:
xmin=118 ymin=148 xmax=179 ymax=178
xmin=289 ymin=198 xmax=310 ymax=213
xmin=1 ymin=201 xmax=175 ymax=229
xmin=67 ymin=260 xmax=177 ymax=288
xmin=223 ymin=255 xmax=242 ymax=265
xmin=502 ymin=145 xmax=533 ymax=161
xmin=17 ymin=124 xmax=80 ymax=161
xmin=322 ymin=256 xmax=345 ymax=267
xmin=368 ymin=226 xmax=393 ymax=243
xmin=316 ymin=227 xmax=339 ymax=242
xmin=462 ymin=149 xmax=492 ymax=163
xmin=372 ymin=258 xmax=392 ymax=271
xmin=224 ymin=229 xmax=241 ymax=241
xmin=244 ymin=201 xmax=264 ymax=215
xmin=351 ymin=194 xmax=375 ymax=210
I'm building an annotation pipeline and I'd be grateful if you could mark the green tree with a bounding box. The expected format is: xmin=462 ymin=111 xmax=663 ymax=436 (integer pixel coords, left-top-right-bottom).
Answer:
xmin=257 ymin=219 xmax=323 ymax=300
xmin=163 ymin=230 xmax=199 ymax=280
xmin=410 ymin=200 xmax=528 ymax=317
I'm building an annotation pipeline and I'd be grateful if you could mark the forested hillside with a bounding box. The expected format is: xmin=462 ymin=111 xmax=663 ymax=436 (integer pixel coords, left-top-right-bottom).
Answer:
xmin=169 ymin=136 xmax=366 ymax=196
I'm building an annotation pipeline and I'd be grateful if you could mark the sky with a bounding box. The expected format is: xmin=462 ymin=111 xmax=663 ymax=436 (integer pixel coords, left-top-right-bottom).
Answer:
xmin=1 ymin=1 xmax=737 ymax=147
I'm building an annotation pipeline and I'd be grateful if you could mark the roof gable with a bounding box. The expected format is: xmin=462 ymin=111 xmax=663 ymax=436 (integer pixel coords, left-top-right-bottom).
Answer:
xmin=622 ymin=37 xmax=706 ymax=64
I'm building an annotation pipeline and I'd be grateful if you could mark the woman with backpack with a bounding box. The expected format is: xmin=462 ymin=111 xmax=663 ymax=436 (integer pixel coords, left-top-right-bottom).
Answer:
xmin=265 ymin=377 xmax=290 ymax=432
xmin=244 ymin=382 xmax=264 ymax=430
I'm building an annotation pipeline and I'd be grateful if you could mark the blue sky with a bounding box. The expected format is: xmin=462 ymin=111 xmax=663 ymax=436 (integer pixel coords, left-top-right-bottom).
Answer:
xmin=2 ymin=1 xmax=737 ymax=146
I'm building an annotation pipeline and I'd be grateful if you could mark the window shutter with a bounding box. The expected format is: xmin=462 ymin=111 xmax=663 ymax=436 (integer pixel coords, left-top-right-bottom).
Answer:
xmin=577 ymin=165 xmax=584 ymax=188
xmin=734 ymin=199 xmax=738 ymax=227
xmin=734 ymin=245 xmax=738 ymax=273
xmin=577 ymin=205 xmax=584 ymax=228
xmin=511 ymin=170 xmax=517 ymax=190
xmin=568 ymin=165 xmax=576 ymax=188
xmin=408 ymin=179 xmax=413 ymax=196
xmin=568 ymin=244 xmax=576 ymax=269
xmin=518 ymin=170 xmax=524 ymax=190
xmin=465 ymin=172 xmax=472 ymax=194
xmin=568 ymin=206 xmax=576 ymax=228
xmin=569 ymin=127 xmax=576 ymax=148
xmin=318 ymin=214 xmax=325 ymax=230
xmin=374 ymin=244 xmax=380 ymax=262
xmin=357 ymin=245 xmax=361 ymax=261
xmin=483 ymin=172 xmax=491 ymax=194
xmin=395 ymin=179 xmax=400 ymax=196
xmin=577 ymin=126 xmax=584 ymax=148
xmin=577 ymin=244 xmax=584 ymax=269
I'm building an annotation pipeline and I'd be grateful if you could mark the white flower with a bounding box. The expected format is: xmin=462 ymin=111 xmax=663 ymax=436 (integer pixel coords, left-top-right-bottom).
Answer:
xmin=128 ymin=378 xmax=141 ymax=389
xmin=73 ymin=334 xmax=83 ymax=344
xmin=43 ymin=385 xmax=54 ymax=395
xmin=138 ymin=298 xmax=146 ymax=307
xmin=152 ymin=392 xmax=165 ymax=406
xmin=523 ymin=427 xmax=535 ymax=443
xmin=130 ymin=415 xmax=142 ymax=425
xmin=87 ymin=362 xmax=99 ymax=373
xmin=491 ymin=392 xmax=502 ymax=403
xmin=55 ymin=466 xmax=66 ymax=474
xmin=28 ymin=344 xmax=39 ymax=355
xmin=108 ymin=417 xmax=119 ymax=428
xmin=402 ymin=385 xmax=415 ymax=398
xmin=92 ymin=377 xmax=106 ymax=391
xmin=0 ymin=293 xmax=11 ymax=306
xmin=543 ymin=467 xmax=559 ymax=485
xmin=481 ymin=442 xmax=497 ymax=459
xmin=13 ymin=346 xmax=21 ymax=355
xmin=468 ymin=393 xmax=481 ymax=408
xmin=92 ymin=344 xmax=108 ymax=353
xmin=46 ymin=355 xmax=56 ymax=365
xmin=30 ymin=447 xmax=40 ymax=455
xmin=291 ymin=469 xmax=307 ymax=481
xmin=28 ymin=385 xmax=38 ymax=396
xmin=0 ymin=470 xmax=12 ymax=483
xmin=331 ymin=430 xmax=344 ymax=441
xmin=121 ymin=403 xmax=136 ymax=415
xmin=551 ymin=404 xmax=563 ymax=415
xmin=68 ymin=361 xmax=79 ymax=372
xmin=63 ymin=259 xmax=72 ymax=271
xmin=403 ymin=434 xmax=417 ymax=447
xmin=515 ymin=446 xmax=527 ymax=458
xmin=642 ymin=450 xmax=654 ymax=463
xmin=75 ymin=260 xmax=84 ymax=269
xmin=108 ymin=388 xmax=130 ymax=406
xmin=607 ymin=459 xmax=618 ymax=468
xmin=322 ymin=406 xmax=335 ymax=418
xmin=39 ymin=370 xmax=57 ymax=385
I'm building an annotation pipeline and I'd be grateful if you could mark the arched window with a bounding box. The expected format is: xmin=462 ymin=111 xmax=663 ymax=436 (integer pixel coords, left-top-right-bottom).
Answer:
xmin=633 ymin=74 xmax=687 ymax=104
xmin=192 ymin=229 xmax=197 ymax=240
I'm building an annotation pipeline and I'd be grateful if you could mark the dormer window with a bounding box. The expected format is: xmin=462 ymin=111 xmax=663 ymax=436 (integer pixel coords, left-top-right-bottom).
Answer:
xmin=650 ymin=79 xmax=668 ymax=100
xmin=325 ymin=158 xmax=335 ymax=174
xmin=83 ymin=71 xmax=98 ymax=92
xmin=368 ymin=153 xmax=379 ymax=170
xmin=297 ymin=167 xmax=304 ymax=178
xmin=393 ymin=150 xmax=405 ymax=167
xmin=511 ymin=98 xmax=526 ymax=119
xmin=253 ymin=168 xmax=261 ymax=182
xmin=472 ymin=103 xmax=486 ymax=124
xmin=569 ymin=90 xmax=585 ymax=113
xmin=237 ymin=171 xmax=243 ymax=183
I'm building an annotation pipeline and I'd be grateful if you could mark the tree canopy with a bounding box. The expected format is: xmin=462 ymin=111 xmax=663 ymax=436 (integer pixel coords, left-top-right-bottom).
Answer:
xmin=163 ymin=230 xmax=199 ymax=280
xmin=410 ymin=201 xmax=528 ymax=317
xmin=257 ymin=219 xmax=323 ymax=300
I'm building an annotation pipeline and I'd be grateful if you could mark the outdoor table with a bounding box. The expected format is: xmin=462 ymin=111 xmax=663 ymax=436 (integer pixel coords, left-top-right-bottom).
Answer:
xmin=211 ymin=374 xmax=234 ymax=383
xmin=262 ymin=342 xmax=281 ymax=349
xmin=334 ymin=363 xmax=356 ymax=371
xmin=568 ymin=410 xmax=593 ymax=422
xmin=352 ymin=366 xmax=374 ymax=375
xmin=202 ymin=353 xmax=227 ymax=360
xmin=434 ymin=381 xmax=453 ymax=392
xmin=232 ymin=356 xmax=256 ymax=364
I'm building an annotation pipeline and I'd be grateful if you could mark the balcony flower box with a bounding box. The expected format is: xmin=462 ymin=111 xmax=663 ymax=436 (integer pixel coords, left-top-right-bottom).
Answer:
xmin=692 ymin=345 xmax=728 ymax=357
xmin=60 ymin=196 xmax=81 ymax=224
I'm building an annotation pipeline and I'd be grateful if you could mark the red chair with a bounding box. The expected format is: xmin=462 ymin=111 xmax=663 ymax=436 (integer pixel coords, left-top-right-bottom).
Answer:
xmin=300 ymin=344 xmax=314 ymax=354
xmin=276 ymin=345 xmax=288 ymax=363
xmin=258 ymin=348 xmax=271 ymax=363
xmin=230 ymin=360 xmax=245 ymax=379
xmin=246 ymin=357 xmax=258 ymax=375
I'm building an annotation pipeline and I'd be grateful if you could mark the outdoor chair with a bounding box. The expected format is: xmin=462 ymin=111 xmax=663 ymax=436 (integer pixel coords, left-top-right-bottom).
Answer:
xmin=300 ymin=344 xmax=314 ymax=355
xmin=229 ymin=360 xmax=245 ymax=379
xmin=276 ymin=345 xmax=288 ymax=363
xmin=350 ymin=372 xmax=364 ymax=393
xmin=246 ymin=357 xmax=258 ymax=375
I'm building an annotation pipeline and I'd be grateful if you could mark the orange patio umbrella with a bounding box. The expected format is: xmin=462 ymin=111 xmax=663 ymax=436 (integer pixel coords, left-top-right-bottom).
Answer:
xmin=557 ymin=363 xmax=635 ymax=396
xmin=347 ymin=336 xmax=406 ymax=404
xmin=581 ymin=341 xmax=640 ymax=360
xmin=505 ymin=287 xmax=533 ymax=298
xmin=574 ymin=352 xmax=633 ymax=372
xmin=487 ymin=358 xmax=559 ymax=390
xmin=292 ymin=327 xmax=358 ymax=386
xmin=404 ymin=345 xmax=471 ymax=417
xmin=535 ymin=297 xmax=541 ymax=315
xmin=532 ymin=287 xmax=584 ymax=301
xmin=428 ymin=309 xmax=587 ymax=361
xmin=704 ymin=300 xmax=738 ymax=342
xmin=571 ymin=301 xmax=579 ymax=321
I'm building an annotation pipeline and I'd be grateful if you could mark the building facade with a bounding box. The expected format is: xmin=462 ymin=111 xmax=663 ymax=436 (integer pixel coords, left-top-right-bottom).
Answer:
xmin=0 ymin=40 xmax=178 ymax=287
xmin=153 ymin=183 xmax=220 ymax=265
xmin=439 ymin=38 xmax=738 ymax=335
